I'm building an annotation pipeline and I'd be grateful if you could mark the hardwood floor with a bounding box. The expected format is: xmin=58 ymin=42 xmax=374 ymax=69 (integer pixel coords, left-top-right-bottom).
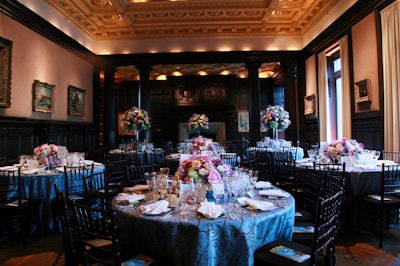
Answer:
xmin=0 ymin=226 xmax=399 ymax=265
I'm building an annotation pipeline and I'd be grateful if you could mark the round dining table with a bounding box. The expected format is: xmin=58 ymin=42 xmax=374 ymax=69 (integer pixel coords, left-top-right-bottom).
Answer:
xmin=19 ymin=163 xmax=105 ymax=232
xmin=113 ymin=188 xmax=295 ymax=266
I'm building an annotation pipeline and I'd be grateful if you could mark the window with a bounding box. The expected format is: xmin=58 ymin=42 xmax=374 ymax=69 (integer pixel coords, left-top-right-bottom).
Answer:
xmin=326 ymin=48 xmax=342 ymax=141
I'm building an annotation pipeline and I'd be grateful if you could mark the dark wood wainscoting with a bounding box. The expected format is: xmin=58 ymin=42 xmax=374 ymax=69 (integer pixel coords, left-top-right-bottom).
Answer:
xmin=0 ymin=118 xmax=101 ymax=163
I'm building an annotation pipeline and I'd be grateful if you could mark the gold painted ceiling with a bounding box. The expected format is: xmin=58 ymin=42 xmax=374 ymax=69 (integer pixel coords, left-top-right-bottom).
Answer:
xmin=40 ymin=0 xmax=339 ymax=81
xmin=43 ymin=0 xmax=338 ymax=40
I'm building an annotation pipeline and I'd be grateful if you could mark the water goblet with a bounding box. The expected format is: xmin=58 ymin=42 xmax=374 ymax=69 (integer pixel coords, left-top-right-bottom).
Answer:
xmin=211 ymin=181 xmax=225 ymax=204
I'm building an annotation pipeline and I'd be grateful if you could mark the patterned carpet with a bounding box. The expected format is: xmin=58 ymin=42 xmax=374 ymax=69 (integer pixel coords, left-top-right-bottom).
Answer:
xmin=0 ymin=227 xmax=399 ymax=266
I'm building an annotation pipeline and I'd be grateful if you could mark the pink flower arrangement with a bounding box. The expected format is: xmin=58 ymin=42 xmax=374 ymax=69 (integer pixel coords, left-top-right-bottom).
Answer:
xmin=261 ymin=105 xmax=291 ymax=130
xmin=33 ymin=143 xmax=60 ymax=166
xmin=188 ymin=113 xmax=209 ymax=131
xmin=324 ymin=138 xmax=364 ymax=161
xmin=176 ymin=154 xmax=232 ymax=184
xmin=124 ymin=106 xmax=151 ymax=131
xmin=191 ymin=136 xmax=216 ymax=154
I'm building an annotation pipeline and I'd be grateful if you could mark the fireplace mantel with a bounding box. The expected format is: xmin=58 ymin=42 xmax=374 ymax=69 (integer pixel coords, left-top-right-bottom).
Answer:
xmin=178 ymin=122 xmax=226 ymax=144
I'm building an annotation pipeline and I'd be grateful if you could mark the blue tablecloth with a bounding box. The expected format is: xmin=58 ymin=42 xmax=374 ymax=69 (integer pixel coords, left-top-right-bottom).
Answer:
xmin=19 ymin=164 xmax=105 ymax=232
xmin=114 ymin=190 xmax=295 ymax=266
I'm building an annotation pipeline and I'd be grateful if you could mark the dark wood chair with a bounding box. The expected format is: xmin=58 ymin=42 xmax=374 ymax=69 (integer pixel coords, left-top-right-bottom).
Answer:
xmin=53 ymin=184 xmax=85 ymax=265
xmin=73 ymin=202 xmax=159 ymax=266
xmin=254 ymin=163 xmax=346 ymax=266
xmin=64 ymin=164 xmax=94 ymax=203
xmin=83 ymin=169 xmax=108 ymax=209
xmin=220 ymin=153 xmax=238 ymax=168
xmin=126 ymin=164 xmax=154 ymax=186
xmin=0 ymin=168 xmax=41 ymax=247
xmin=105 ymin=159 xmax=128 ymax=196
xmin=358 ymin=164 xmax=400 ymax=248
xmin=151 ymin=149 xmax=166 ymax=169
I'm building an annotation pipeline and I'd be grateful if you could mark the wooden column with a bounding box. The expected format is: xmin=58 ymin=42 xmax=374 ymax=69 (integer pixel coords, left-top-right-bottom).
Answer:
xmin=103 ymin=66 xmax=117 ymax=149
xmin=137 ymin=64 xmax=153 ymax=142
xmin=246 ymin=61 xmax=261 ymax=146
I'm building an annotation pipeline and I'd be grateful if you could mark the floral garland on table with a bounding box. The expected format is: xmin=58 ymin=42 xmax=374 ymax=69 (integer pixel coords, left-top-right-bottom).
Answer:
xmin=124 ymin=106 xmax=151 ymax=131
xmin=191 ymin=136 xmax=216 ymax=154
xmin=324 ymin=138 xmax=364 ymax=162
xmin=33 ymin=143 xmax=60 ymax=167
xmin=188 ymin=113 xmax=209 ymax=131
xmin=176 ymin=154 xmax=233 ymax=184
xmin=260 ymin=105 xmax=291 ymax=130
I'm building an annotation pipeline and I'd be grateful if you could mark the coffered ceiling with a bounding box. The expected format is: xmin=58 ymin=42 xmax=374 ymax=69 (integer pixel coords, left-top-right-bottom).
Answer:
xmin=35 ymin=0 xmax=346 ymax=81
xmin=43 ymin=0 xmax=338 ymax=40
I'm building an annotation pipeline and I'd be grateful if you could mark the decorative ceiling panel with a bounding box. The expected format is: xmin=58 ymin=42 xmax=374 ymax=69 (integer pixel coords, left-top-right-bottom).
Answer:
xmin=43 ymin=0 xmax=338 ymax=40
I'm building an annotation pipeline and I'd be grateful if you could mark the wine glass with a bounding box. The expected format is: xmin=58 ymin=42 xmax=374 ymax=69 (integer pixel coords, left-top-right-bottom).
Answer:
xmin=211 ymin=181 xmax=225 ymax=204
xmin=144 ymin=172 xmax=156 ymax=191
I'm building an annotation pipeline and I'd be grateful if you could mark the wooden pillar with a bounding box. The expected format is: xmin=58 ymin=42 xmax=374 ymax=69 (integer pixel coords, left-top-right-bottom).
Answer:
xmin=246 ymin=61 xmax=261 ymax=146
xmin=137 ymin=64 xmax=153 ymax=142
xmin=103 ymin=66 xmax=117 ymax=149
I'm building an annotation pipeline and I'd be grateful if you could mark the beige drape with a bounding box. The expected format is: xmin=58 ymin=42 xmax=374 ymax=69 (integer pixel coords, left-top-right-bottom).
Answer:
xmin=381 ymin=1 xmax=400 ymax=152
xmin=318 ymin=51 xmax=328 ymax=142
xmin=339 ymin=36 xmax=352 ymax=139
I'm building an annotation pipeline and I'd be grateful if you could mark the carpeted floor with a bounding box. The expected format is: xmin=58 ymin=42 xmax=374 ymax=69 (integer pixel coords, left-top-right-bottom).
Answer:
xmin=0 ymin=226 xmax=399 ymax=265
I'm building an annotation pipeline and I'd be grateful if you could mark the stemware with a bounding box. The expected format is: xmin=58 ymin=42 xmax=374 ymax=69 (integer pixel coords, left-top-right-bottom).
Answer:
xmin=211 ymin=181 xmax=225 ymax=204
xmin=144 ymin=172 xmax=157 ymax=191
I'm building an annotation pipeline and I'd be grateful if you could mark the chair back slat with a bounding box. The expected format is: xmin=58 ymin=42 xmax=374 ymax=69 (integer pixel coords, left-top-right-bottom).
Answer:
xmin=126 ymin=164 xmax=154 ymax=186
xmin=64 ymin=164 xmax=94 ymax=201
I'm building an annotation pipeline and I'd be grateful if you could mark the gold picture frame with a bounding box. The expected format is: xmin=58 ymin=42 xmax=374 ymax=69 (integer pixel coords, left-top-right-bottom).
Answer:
xmin=32 ymin=80 xmax=55 ymax=113
xmin=238 ymin=110 xmax=249 ymax=133
xmin=0 ymin=36 xmax=12 ymax=108
xmin=304 ymin=94 xmax=316 ymax=115
xmin=355 ymin=79 xmax=371 ymax=103
xmin=68 ymin=85 xmax=85 ymax=116
xmin=118 ymin=112 xmax=135 ymax=136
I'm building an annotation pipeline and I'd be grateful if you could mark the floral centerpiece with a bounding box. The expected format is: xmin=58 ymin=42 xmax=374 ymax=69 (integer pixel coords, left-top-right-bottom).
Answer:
xmin=261 ymin=105 xmax=291 ymax=130
xmin=124 ymin=106 xmax=151 ymax=131
xmin=190 ymin=136 xmax=216 ymax=154
xmin=176 ymin=154 xmax=233 ymax=184
xmin=33 ymin=143 xmax=60 ymax=167
xmin=188 ymin=113 xmax=209 ymax=132
xmin=324 ymin=138 xmax=364 ymax=162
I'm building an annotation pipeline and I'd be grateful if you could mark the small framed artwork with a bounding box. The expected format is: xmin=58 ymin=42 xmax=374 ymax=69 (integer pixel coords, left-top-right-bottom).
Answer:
xmin=175 ymin=84 xmax=198 ymax=106
xmin=238 ymin=110 xmax=249 ymax=133
xmin=32 ymin=80 xmax=55 ymax=113
xmin=304 ymin=94 xmax=316 ymax=115
xmin=118 ymin=112 xmax=135 ymax=136
xmin=68 ymin=85 xmax=85 ymax=116
xmin=355 ymin=79 xmax=371 ymax=103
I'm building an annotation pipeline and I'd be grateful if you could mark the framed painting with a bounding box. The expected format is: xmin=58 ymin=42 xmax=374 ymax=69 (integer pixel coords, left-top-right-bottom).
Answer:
xmin=304 ymin=94 xmax=316 ymax=115
xmin=118 ymin=112 xmax=135 ymax=135
xmin=238 ymin=110 xmax=249 ymax=133
xmin=175 ymin=84 xmax=198 ymax=106
xmin=32 ymin=80 xmax=55 ymax=113
xmin=0 ymin=36 xmax=12 ymax=108
xmin=68 ymin=85 xmax=85 ymax=116
xmin=355 ymin=79 xmax=371 ymax=103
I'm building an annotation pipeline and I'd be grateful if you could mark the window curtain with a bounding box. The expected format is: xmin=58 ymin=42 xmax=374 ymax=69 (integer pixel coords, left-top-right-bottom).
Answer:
xmin=318 ymin=52 xmax=329 ymax=142
xmin=381 ymin=1 xmax=400 ymax=152
xmin=339 ymin=36 xmax=352 ymax=139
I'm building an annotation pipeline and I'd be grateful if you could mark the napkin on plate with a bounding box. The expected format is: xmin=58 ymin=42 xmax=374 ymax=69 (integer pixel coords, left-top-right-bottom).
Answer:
xmin=376 ymin=160 xmax=398 ymax=166
xmin=353 ymin=164 xmax=375 ymax=170
xmin=115 ymin=193 xmax=145 ymax=204
xmin=22 ymin=168 xmax=39 ymax=175
xmin=295 ymin=158 xmax=312 ymax=164
xmin=123 ymin=184 xmax=149 ymax=193
xmin=0 ymin=166 xmax=15 ymax=171
xmin=141 ymin=200 xmax=170 ymax=215
xmin=259 ymin=189 xmax=290 ymax=198
xmin=255 ymin=181 xmax=272 ymax=189
xmin=197 ymin=202 xmax=224 ymax=219
xmin=244 ymin=198 xmax=276 ymax=211
xmin=55 ymin=167 xmax=65 ymax=172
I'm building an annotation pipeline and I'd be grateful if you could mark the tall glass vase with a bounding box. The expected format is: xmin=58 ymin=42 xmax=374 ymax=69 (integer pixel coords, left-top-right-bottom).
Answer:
xmin=134 ymin=130 xmax=140 ymax=142
xmin=272 ymin=128 xmax=278 ymax=140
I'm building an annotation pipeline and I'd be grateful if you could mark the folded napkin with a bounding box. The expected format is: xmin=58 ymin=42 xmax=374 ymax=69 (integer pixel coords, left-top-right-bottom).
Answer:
xmin=376 ymin=160 xmax=398 ymax=166
xmin=22 ymin=168 xmax=39 ymax=175
xmin=244 ymin=198 xmax=276 ymax=211
xmin=269 ymin=245 xmax=310 ymax=263
xmin=353 ymin=164 xmax=376 ymax=170
xmin=255 ymin=181 xmax=272 ymax=189
xmin=141 ymin=200 xmax=170 ymax=215
xmin=55 ymin=167 xmax=65 ymax=172
xmin=115 ymin=193 xmax=145 ymax=204
xmin=0 ymin=166 xmax=17 ymax=171
xmin=299 ymin=162 xmax=314 ymax=168
xmin=197 ymin=202 xmax=225 ymax=219
xmin=259 ymin=189 xmax=290 ymax=198
xmin=170 ymin=153 xmax=180 ymax=159
xmin=123 ymin=184 xmax=149 ymax=193
xmin=295 ymin=158 xmax=312 ymax=164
